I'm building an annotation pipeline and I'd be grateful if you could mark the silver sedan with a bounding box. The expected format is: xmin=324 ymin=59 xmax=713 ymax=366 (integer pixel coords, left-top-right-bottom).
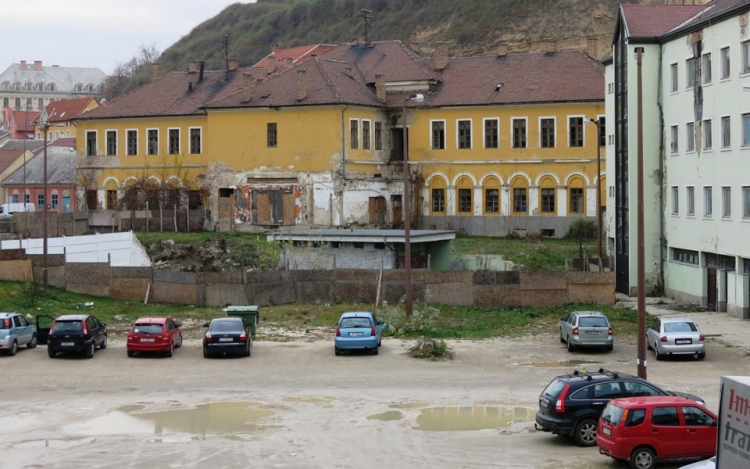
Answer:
xmin=647 ymin=316 xmax=706 ymax=360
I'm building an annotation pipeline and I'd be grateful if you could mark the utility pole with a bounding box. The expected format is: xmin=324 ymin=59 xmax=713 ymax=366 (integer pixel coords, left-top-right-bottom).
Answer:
xmin=635 ymin=47 xmax=647 ymax=380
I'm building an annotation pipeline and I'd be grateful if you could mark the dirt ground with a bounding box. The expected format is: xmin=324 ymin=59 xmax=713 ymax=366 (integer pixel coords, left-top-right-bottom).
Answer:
xmin=1 ymin=333 xmax=747 ymax=469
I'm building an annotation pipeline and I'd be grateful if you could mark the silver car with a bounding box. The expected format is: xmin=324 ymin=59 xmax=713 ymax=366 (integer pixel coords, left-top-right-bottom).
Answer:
xmin=0 ymin=312 xmax=38 ymax=356
xmin=647 ymin=316 xmax=706 ymax=360
xmin=559 ymin=311 xmax=614 ymax=352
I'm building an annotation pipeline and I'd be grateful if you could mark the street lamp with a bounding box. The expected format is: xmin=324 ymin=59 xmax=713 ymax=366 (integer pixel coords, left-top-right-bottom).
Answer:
xmin=38 ymin=108 xmax=49 ymax=288
xmin=635 ymin=46 xmax=646 ymax=380
xmin=402 ymin=93 xmax=424 ymax=316
xmin=584 ymin=117 xmax=604 ymax=269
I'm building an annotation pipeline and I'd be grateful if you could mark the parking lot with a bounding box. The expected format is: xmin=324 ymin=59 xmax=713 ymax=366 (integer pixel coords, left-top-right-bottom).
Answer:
xmin=1 ymin=332 xmax=747 ymax=469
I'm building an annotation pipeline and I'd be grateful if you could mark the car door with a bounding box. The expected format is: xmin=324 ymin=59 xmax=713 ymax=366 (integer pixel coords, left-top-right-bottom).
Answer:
xmin=680 ymin=405 xmax=718 ymax=457
xmin=16 ymin=315 xmax=33 ymax=345
xmin=36 ymin=315 xmax=55 ymax=345
xmin=560 ymin=314 xmax=572 ymax=338
xmin=167 ymin=319 xmax=177 ymax=345
xmin=649 ymin=406 xmax=686 ymax=458
xmin=647 ymin=319 xmax=660 ymax=346
xmin=90 ymin=317 xmax=104 ymax=346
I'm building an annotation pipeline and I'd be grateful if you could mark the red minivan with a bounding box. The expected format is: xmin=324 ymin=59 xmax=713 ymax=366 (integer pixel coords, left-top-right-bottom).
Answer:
xmin=596 ymin=396 xmax=717 ymax=469
xmin=127 ymin=317 xmax=183 ymax=357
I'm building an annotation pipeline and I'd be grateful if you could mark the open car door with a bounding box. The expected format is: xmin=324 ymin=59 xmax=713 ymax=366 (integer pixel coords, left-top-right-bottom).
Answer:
xmin=36 ymin=315 xmax=55 ymax=345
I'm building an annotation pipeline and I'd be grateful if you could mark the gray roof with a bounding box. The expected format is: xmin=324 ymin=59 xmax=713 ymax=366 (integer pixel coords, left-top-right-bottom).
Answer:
xmin=2 ymin=144 xmax=76 ymax=185
xmin=0 ymin=62 xmax=107 ymax=94
xmin=268 ymin=229 xmax=456 ymax=244
xmin=0 ymin=139 xmax=47 ymax=153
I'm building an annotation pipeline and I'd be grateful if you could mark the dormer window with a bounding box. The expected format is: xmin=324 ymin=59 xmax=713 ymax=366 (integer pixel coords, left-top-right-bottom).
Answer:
xmin=75 ymin=84 xmax=83 ymax=92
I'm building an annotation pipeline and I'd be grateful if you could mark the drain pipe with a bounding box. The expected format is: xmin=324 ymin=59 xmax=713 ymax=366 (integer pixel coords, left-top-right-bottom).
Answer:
xmin=656 ymin=46 xmax=666 ymax=293
xmin=340 ymin=105 xmax=349 ymax=180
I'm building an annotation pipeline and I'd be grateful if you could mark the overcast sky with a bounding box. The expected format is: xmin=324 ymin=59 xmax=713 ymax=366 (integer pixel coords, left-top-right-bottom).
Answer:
xmin=3 ymin=0 xmax=247 ymax=74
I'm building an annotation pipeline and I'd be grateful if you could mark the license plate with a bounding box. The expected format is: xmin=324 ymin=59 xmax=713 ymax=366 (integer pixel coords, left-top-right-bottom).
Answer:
xmin=349 ymin=332 xmax=363 ymax=337
xmin=140 ymin=338 xmax=155 ymax=343
xmin=586 ymin=331 xmax=602 ymax=335
xmin=540 ymin=399 xmax=548 ymax=408
xmin=602 ymin=426 xmax=611 ymax=436
xmin=675 ymin=339 xmax=692 ymax=345
xmin=61 ymin=342 xmax=74 ymax=346
xmin=219 ymin=338 xmax=233 ymax=342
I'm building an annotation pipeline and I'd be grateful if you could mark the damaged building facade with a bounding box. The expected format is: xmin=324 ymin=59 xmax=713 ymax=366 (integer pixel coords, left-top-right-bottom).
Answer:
xmin=74 ymin=40 xmax=605 ymax=236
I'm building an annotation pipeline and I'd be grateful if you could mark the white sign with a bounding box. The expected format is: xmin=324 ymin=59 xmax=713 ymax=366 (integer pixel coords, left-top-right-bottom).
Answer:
xmin=719 ymin=376 xmax=750 ymax=468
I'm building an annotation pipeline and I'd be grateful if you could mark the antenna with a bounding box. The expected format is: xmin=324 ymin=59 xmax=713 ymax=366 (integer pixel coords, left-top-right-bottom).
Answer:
xmin=222 ymin=35 xmax=230 ymax=80
xmin=360 ymin=9 xmax=371 ymax=44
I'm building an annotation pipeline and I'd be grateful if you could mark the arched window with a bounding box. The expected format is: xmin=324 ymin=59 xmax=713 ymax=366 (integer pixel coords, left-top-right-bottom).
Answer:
xmin=538 ymin=176 xmax=557 ymax=215
xmin=568 ymin=176 xmax=586 ymax=215
xmin=428 ymin=175 xmax=447 ymax=215
xmin=483 ymin=176 xmax=500 ymax=215
xmin=511 ymin=176 xmax=529 ymax=215
xmin=455 ymin=176 xmax=473 ymax=215
xmin=105 ymin=179 xmax=119 ymax=210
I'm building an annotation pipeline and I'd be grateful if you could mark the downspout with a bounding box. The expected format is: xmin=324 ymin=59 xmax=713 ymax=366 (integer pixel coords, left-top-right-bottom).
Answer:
xmin=340 ymin=105 xmax=349 ymax=180
xmin=656 ymin=45 xmax=666 ymax=293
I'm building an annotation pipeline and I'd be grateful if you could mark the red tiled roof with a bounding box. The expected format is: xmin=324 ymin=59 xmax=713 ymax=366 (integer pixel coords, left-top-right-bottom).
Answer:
xmin=45 ymin=97 xmax=97 ymax=123
xmin=253 ymin=44 xmax=337 ymax=68
xmin=51 ymin=137 xmax=76 ymax=147
xmin=322 ymin=40 xmax=439 ymax=84
xmin=621 ymin=4 xmax=708 ymax=39
xmin=11 ymin=111 xmax=40 ymax=132
xmin=0 ymin=149 xmax=23 ymax=173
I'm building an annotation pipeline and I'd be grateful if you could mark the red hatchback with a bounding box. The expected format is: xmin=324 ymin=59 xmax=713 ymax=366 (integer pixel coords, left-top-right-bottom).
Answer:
xmin=127 ymin=317 xmax=183 ymax=357
xmin=596 ymin=396 xmax=717 ymax=469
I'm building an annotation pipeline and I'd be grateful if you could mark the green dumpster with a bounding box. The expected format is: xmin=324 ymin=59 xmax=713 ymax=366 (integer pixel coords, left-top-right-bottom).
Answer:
xmin=226 ymin=305 xmax=260 ymax=339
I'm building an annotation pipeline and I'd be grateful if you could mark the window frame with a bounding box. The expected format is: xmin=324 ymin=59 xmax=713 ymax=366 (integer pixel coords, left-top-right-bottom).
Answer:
xmin=703 ymin=119 xmax=712 ymax=151
xmin=431 ymin=188 xmax=445 ymax=213
xmin=670 ymin=62 xmax=678 ymax=92
xmin=743 ymin=113 xmax=750 ymax=147
xmin=701 ymin=52 xmax=712 ymax=85
xmin=720 ymin=46 xmax=730 ymax=80
xmin=349 ymin=118 xmax=359 ymax=150
xmin=671 ymin=186 xmax=679 ymax=215
xmin=722 ymin=186 xmax=732 ymax=219
xmin=51 ymin=192 xmax=58 ymax=210
xmin=687 ymin=186 xmax=695 ymax=216
xmin=37 ymin=193 xmax=45 ymax=211
xmin=267 ymin=122 xmax=277 ymax=148
xmin=570 ymin=187 xmax=584 ymax=214
xmin=189 ymin=127 xmax=202 ymax=154
xmin=147 ymin=128 xmax=159 ymax=155
xmin=721 ymin=116 xmax=731 ymax=149
xmin=374 ymin=122 xmax=383 ymax=150
xmin=362 ymin=119 xmax=371 ymax=150
xmin=704 ymin=186 xmax=713 ymax=218
xmin=485 ymin=188 xmax=499 ymax=213
xmin=167 ymin=128 xmax=180 ymax=155
xmin=457 ymin=119 xmax=472 ymax=149
xmin=483 ymin=117 xmax=499 ymax=149
xmin=513 ymin=187 xmax=527 ymax=213
xmin=512 ymin=117 xmax=527 ymax=149
xmin=743 ymin=186 xmax=750 ymax=219
xmin=670 ymin=125 xmax=679 ymax=154
xmin=541 ymin=187 xmax=555 ymax=213
xmin=742 ymin=40 xmax=750 ymax=75
xmin=458 ymin=188 xmax=472 ymax=213
xmin=85 ymin=130 xmax=97 ymax=157
xmin=686 ymin=121 xmax=695 ymax=152
xmin=686 ymin=57 xmax=696 ymax=89
xmin=126 ymin=129 xmax=138 ymax=156
xmin=430 ymin=119 xmax=446 ymax=150
xmin=540 ymin=117 xmax=556 ymax=148
xmin=568 ymin=116 xmax=584 ymax=147
xmin=105 ymin=129 xmax=117 ymax=156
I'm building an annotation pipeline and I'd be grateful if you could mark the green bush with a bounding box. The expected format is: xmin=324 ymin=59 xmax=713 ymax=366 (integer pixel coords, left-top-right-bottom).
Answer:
xmin=564 ymin=219 xmax=597 ymax=240
xmin=376 ymin=298 xmax=440 ymax=337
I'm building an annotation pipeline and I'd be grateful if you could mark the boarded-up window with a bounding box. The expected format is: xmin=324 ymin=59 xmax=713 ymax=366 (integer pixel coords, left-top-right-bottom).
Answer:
xmin=369 ymin=196 xmax=386 ymax=225
xmin=251 ymin=188 xmax=296 ymax=226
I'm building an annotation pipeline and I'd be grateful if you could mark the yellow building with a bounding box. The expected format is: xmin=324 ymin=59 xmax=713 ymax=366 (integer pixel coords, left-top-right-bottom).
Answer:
xmin=74 ymin=41 xmax=604 ymax=236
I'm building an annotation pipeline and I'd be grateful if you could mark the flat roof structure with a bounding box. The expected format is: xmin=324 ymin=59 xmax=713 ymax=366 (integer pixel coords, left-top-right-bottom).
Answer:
xmin=267 ymin=229 xmax=456 ymax=244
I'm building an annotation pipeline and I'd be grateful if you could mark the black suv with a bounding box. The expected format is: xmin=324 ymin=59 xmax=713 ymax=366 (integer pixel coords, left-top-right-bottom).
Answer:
xmin=47 ymin=314 xmax=108 ymax=358
xmin=535 ymin=369 xmax=704 ymax=446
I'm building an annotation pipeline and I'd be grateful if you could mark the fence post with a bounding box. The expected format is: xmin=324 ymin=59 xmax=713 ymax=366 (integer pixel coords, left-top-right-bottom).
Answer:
xmin=174 ymin=204 xmax=177 ymax=232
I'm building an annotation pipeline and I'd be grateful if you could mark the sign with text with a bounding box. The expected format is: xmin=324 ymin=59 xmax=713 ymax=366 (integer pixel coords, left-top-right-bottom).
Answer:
xmin=719 ymin=376 xmax=750 ymax=468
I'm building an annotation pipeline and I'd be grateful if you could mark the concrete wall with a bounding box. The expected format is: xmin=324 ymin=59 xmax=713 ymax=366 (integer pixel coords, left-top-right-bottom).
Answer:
xmin=11 ymin=212 xmax=89 ymax=238
xmin=423 ymin=215 xmax=595 ymax=238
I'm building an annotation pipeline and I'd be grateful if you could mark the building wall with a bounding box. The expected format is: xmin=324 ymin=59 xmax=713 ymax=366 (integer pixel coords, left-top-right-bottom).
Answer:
xmin=0 ymin=149 xmax=31 ymax=205
xmin=605 ymin=61 xmax=616 ymax=254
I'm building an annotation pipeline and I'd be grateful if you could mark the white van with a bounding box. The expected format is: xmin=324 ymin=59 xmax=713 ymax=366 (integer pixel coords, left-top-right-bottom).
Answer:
xmin=0 ymin=203 xmax=35 ymax=219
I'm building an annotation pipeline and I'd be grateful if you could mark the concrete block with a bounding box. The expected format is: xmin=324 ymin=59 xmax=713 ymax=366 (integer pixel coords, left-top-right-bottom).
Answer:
xmin=496 ymin=271 xmax=520 ymax=285
xmin=333 ymin=281 xmax=378 ymax=303
xmin=473 ymin=285 xmax=522 ymax=307
xmin=33 ymin=265 xmax=65 ymax=288
xmin=110 ymin=278 xmax=151 ymax=301
xmin=248 ymin=282 xmax=295 ymax=306
xmin=424 ymin=271 xmax=474 ymax=284
xmin=65 ymin=263 xmax=110 ymax=285
xmin=245 ymin=270 xmax=282 ymax=284
xmin=381 ymin=269 xmax=426 ymax=282
xmin=382 ymin=281 xmax=425 ymax=304
xmin=289 ymin=270 xmax=334 ymax=282
xmin=110 ymin=267 xmax=153 ymax=279
xmin=473 ymin=271 xmax=495 ymax=285
xmin=520 ymin=272 xmax=567 ymax=291
xmin=428 ymin=282 xmax=472 ymax=306
xmin=0 ymin=249 xmax=26 ymax=261
xmin=153 ymin=281 xmax=198 ymax=305
xmin=566 ymin=271 xmax=616 ymax=285
xmin=333 ymin=269 xmax=380 ymax=282
xmin=296 ymin=282 xmax=333 ymax=303
xmin=154 ymin=270 xmax=197 ymax=284
xmin=206 ymin=284 xmax=250 ymax=307
xmin=66 ymin=283 xmax=110 ymax=297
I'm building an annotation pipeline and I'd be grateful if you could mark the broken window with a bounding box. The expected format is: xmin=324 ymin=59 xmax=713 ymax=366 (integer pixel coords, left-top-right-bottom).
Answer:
xmin=570 ymin=188 xmax=584 ymax=214
xmin=431 ymin=189 xmax=444 ymax=213
xmin=512 ymin=118 xmax=526 ymax=148
xmin=513 ymin=188 xmax=527 ymax=213
xmin=431 ymin=120 xmax=445 ymax=149
xmin=485 ymin=189 xmax=498 ymax=213
xmin=542 ymin=188 xmax=555 ymax=213
xmin=190 ymin=128 xmax=201 ymax=154
xmin=127 ymin=130 xmax=137 ymax=155
xmin=458 ymin=188 xmax=471 ymax=213
xmin=458 ymin=120 xmax=471 ymax=149
xmin=267 ymin=123 xmax=277 ymax=148
xmin=86 ymin=130 xmax=97 ymax=156
xmin=541 ymin=118 xmax=555 ymax=148
xmin=168 ymin=129 xmax=180 ymax=154
xmin=375 ymin=122 xmax=382 ymax=150
xmin=484 ymin=118 xmax=498 ymax=148
xmin=148 ymin=129 xmax=158 ymax=155
xmin=362 ymin=120 xmax=371 ymax=150
xmin=569 ymin=117 xmax=583 ymax=147
xmin=106 ymin=130 xmax=116 ymax=156
xmin=350 ymin=119 xmax=358 ymax=149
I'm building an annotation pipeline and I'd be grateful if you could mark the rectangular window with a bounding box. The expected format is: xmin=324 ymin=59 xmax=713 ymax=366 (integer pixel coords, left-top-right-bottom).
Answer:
xmin=431 ymin=121 xmax=445 ymax=149
xmin=541 ymin=188 xmax=555 ymax=213
xmin=722 ymin=116 xmax=731 ymax=148
xmin=267 ymin=123 xmax=277 ymax=148
xmin=721 ymin=46 xmax=730 ymax=79
xmin=86 ymin=131 xmax=97 ymax=156
xmin=457 ymin=120 xmax=471 ymax=149
xmin=362 ymin=120 xmax=371 ymax=150
xmin=569 ymin=117 xmax=583 ymax=147
xmin=704 ymin=186 xmax=713 ymax=217
xmin=147 ymin=129 xmax=158 ymax=155
xmin=687 ymin=186 xmax=695 ymax=216
xmin=3 ymin=97 xmax=8 ymax=107
xmin=189 ymin=128 xmax=201 ymax=154
xmin=126 ymin=130 xmax=137 ymax=155
xmin=703 ymin=119 xmax=712 ymax=150
xmin=375 ymin=122 xmax=382 ymax=150
xmin=51 ymin=193 xmax=58 ymax=210
xmin=541 ymin=118 xmax=555 ymax=148
xmin=673 ymin=248 xmax=699 ymax=265
xmin=431 ymin=188 xmax=445 ymax=213
xmin=513 ymin=188 xmax=527 ymax=213
xmin=598 ymin=117 xmax=606 ymax=146
xmin=485 ymin=189 xmax=499 ymax=213
xmin=723 ymin=186 xmax=732 ymax=218
xmin=12 ymin=194 xmax=18 ymax=203
xmin=106 ymin=130 xmax=117 ymax=156
xmin=431 ymin=189 xmax=445 ymax=213
xmin=37 ymin=98 xmax=43 ymax=110
xmin=670 ymin=63 xmax=678 ymax=92
xmin=458 ymin=188 xmax=472 ymax=212
xmin=14 ymin=97 xmax=20 ymax=109
xmin=670 ymin=125 xmax=678 ymax=153
xmin=570 ymin=188 xmax=584 ymax=213
xmin=702 ymin=53 xmax=712 ymax=84
xmin=686 ymin=58 xmax=696 ymax=89
xmin=743 ymin=113 xmax=750 ymax=147
xmin=744 ymin=187 xmax=750 ymax=219
xmin=484 ymin=118 xmax=498 ymax=148
xmin=512 ymin=118 xmax=526 ymax=148
xmin=672 ymin=186 xmax=679 ymax=215
xmin=168 ymin=128 xmax=179 ymax=154
xmin=686 ymin=122 xmax=695 ymax=152
xmin=37 ymin=194 xmax=44 ymax=210
xmin=26 ymin=97 xmax=32 ymax=108
xmin=743 ymin=41 xmax=750 ymax=74
xmin=350 ymin=120 xmax=358 ymax=149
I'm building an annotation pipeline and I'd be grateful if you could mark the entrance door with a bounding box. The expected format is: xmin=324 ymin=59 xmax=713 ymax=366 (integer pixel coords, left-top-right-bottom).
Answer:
xmin=86 ymin=190 xmax=97 ymax=211
xmin=707 ymin=268 xmax=717 ymax=311
xmin=62 ymin=197 xmax=71 ymax=212
xmin=369 ymin=196 xmax=386 ymax=225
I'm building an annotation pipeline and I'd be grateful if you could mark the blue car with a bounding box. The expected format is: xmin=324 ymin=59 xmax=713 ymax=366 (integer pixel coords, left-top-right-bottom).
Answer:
xmin=334 ymin=312 xmax=382 ymax=356
xmin=0 ymin=312 xmax=38 ymax=356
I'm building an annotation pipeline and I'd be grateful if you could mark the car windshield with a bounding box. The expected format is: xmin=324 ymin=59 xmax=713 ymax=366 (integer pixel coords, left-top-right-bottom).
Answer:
xmin=542 ymin=378 xmax=566 ymax=398
xmin=579 ymin=317 xmax=608 ymax=327
xmin=600 ymin=403 xmax=625 ymax=425
xmin=133 ymin=324 xmax=163 ymax=334
xmin=210 ymin=320 xmax=243 ymax=333
xmin=54 ymin=321 xmax=83 ymax=333
xmin=664 ymin=321 xmax=697 ymax=333
xmin=340 ymin=317 xmax=372 ymax=328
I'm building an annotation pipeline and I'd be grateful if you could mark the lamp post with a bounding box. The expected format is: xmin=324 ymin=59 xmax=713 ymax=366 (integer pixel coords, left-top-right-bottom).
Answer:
xmin=635 ymin=46 xmax=647 ymax=380
xmin=39 ymin=108 xmax=49 ymax=288
xmin=584 ymin=118 xmax=604 ymax=269
xmin=402 ymin=93 xmax=424 ymax=316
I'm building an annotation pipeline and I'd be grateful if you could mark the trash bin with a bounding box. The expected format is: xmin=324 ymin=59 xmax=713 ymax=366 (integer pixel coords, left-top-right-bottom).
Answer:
xmin=226 ymin=305 xmax=259 ymax=339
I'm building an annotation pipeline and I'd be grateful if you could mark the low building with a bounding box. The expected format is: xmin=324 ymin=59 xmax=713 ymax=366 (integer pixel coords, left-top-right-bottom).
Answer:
xmin=0 ymin=139 xmax=47 ymax=205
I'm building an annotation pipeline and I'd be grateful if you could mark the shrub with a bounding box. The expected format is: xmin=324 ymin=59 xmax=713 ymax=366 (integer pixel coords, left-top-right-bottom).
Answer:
xmin=408 ymin=338 xmax=454 ymax=360
xmin=376 ymin=297 xmax=440 ymax=337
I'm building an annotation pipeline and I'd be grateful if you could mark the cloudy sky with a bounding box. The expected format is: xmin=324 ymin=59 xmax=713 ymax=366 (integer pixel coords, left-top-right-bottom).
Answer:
xmin=3 ymin=0 xmax=247 ymax=74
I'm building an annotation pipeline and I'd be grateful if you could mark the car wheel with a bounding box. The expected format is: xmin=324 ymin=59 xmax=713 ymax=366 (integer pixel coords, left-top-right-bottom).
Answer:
xmin=378 ymin=338 xmax=382 ymax=347
xmin=175 ymin=333 xmax=183 ymax=348
xmin=100 ymin=335 xmax=108 ymax=349
xmin=47 ymin=347 xmax=56 ymax=358
xmin=566 ymin=336 xmax=575 ymax=352
xmin=85 ymin=343 xmax=95 ymax=359
xmin=606 ymin=345 xmax=613 ymax=352
xmin=28 ymin=334 xmax=38 ymax=349
xmin=166 ymin=342 xmax=174 ymax=358
xmin=334 ymin=347 xmax=341 ymax=356
xmin=372 ymin=348 xmax=379 ymax=355
xmin=697 ymin=351 xmax=706 ymax=360
xmin=629 ymin=446 xmax=656 ymax=469
xmin=203 ymin=346 xmax=209 ymax=358
xmin=9 ymin=340 xmax=18 ymax=356
xmin=560 ymin=329 xmax=565 ymax=343
xmin=127 ymin=350 xmax=135 ymax=358
xmin=573 ymin=418 xmax=598 ymax=447
xmin=244 ymin=346 xmax=251 ymax=357
xmin=654 ymin=343 xmax=662 ymax=361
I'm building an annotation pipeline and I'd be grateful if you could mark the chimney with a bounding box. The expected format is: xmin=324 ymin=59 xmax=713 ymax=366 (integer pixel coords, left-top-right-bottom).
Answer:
xmin=297 ymin=70 xmax=307 ymax=101
xmin=198 ymin=62 xmax=205 ymax=82
xmin=188 ymin=61 xmax=198 ymax=73
xmin=228 ymin=58 xmax=238 ymax=72
xmin=267 ymin=56 xmax=276 ymax=74
xmin=344 ymin=67 xmax=352 ymax=77
xmin=20 ymin=60 xmax=27 ymax=71
xmin=435 ymin=43 xmax=448 ymax=71
xmin=546 ymin=41 xmax=557 ymax=55
xmin=188 ymin=82 xmax=193 ymax=93
xmin=587 ymin=37 xmax=598 ymax=58
xmin=242 ymin=73 xmax=255 ymax=102
xmin=33 ymin=60 xmax=42 ymax=71
xmin=271 ymin=44 xmax=279 ymax=54
xmin=375 ymin=74 xmax=386 ymax=104
xmin=497 ymin=44 xmax=508 ymax=57
xmin=152 ymin=63 xmax=160 ymax=81
xmin=287 ymin=58 xmax=293 ymax=65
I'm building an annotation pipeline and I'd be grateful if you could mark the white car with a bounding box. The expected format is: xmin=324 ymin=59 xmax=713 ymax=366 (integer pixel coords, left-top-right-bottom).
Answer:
xmin=647 ymin=316 xmax=706 ymax=360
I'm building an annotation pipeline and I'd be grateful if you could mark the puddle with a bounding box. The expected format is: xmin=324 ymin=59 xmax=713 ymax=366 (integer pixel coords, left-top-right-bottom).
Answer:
xmin=414 ymin=406 xmax=534 ymax=432
xmin=282 ymin=396 xmax=334 ymax=404
xmin=366 ymin=411 xmax=403 ymax=421
xmin=522 ymin=359 xmax=601 ymax=368
xmin=66 ymin=402 xmax=272 ymax=437
xmin=389 ymin=401 xmax=427 ymax=409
